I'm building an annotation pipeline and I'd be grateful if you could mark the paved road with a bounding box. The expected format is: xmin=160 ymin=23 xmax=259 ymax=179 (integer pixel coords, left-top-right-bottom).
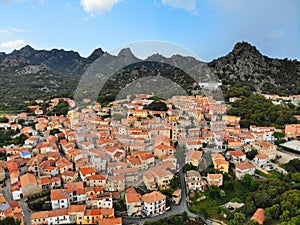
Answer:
xmin=277 ymin=149 xmax=300 ymax=164
xmin=123 ymin=168 xmax=216 ymax=225
xmin=19 ymin=199 xmax=32 ymax=225
xmin=3 ymin=176 xmax=31 ymax=225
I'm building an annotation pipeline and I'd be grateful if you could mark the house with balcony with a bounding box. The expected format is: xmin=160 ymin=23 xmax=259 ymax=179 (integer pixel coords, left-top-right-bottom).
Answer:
xmin=141 ymin=191 xmax=166 ymax=216
xmin=186 ymin=170 xmax=203 ymax=191
xmin=125 ymin=188 xmax=142 ymax=216
xmin=235 ymin=162 xmax=255 ymax=180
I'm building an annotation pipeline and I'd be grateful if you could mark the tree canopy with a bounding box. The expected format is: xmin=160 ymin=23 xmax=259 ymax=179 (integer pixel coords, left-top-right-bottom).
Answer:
xmin=227 ymin=94 xmax=298 ymax=128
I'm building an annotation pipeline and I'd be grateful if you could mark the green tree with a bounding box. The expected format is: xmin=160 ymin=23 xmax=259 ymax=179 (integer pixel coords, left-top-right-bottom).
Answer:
xmin=242 ymin=174 xmax=252 ymax=187
xmin=0 ymin=117 xmax=8 ymax=123
xmin=205 ymin=185 xmax=222 ymax=200
xmin=265 ymin=204 xmax=280 ymax=219
xmin=251 ymin=190 xmax=272 ymax=208
xmin=280 ymin=190 xmax=300 ymax=215
xmin=249 ymin=179 xmax=260 ymax=191
xmin=228 ymin=213 xmax=246 ymax=225
xmin=248 ymin=220 xmax=259 ymax=225
xmin=273 ymin=132 xmax=285 ymax=139
xmin=284 ymin=159 xmax=300 ymax=173
xmin=143 ymin=101 xmax=168 ymax=111
xmin=246 ymin=149 xmax=258 ymax=160
xmin=291 ymin=172 xmax=300 ymax=182
xmin=0 ymin=217 xmax=20 ymax=225
xmin=244 ymin=201 xmax=256 ymax=216
xmin=280 ymin=210 xmax=291 ymax=223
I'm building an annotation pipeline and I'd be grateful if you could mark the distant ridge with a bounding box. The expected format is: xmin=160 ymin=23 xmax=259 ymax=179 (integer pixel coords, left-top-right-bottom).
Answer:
xmin=0 ymin=41 xmax=299 ymax=108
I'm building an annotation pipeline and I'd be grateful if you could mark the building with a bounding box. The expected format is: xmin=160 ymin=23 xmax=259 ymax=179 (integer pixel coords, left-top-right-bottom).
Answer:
xmin=125 ymin=188 xmax=142 ymax=216
xmin=186 ymin=170 xmax=202 ymax=191
xmin=51 ymin=189 xmax=71 ymax=210
xmin=0 ymin=167 xmax=5 ymax=182
xmin=185 ymin=150 xmax=203 ymax=167
xmin=86 ymin=174 xmax=106 ymax=187
xmin=252 ymin=141 xmax=277 ymax=160
xmin=20 ymin=173 xmax=42 ymax=197
xmin=207 ymin=173 xmax=223 ymax=187
xmin=141 ymin=191 xmax=166 ymax=216
xmin=285 ymin=124 xmax=300 ymax=138
xmin=235 ymin=162 xmax=255 ymax=180
xmin=227 ymin=150 xmax=246 ymax=164
xmin=79 ymin=167 xmax=97 ymax=182
xmin=254 ymin=154 xmax=268 ymax=168
xmin=86 ymin=193 xmax=113 ymax=209
xmin=143 ymin=167 xmax=174 ymax=190
xmin=172 ymin=189 xmax=182 ymax=205
xmin=211 ymin=154 xmax=229 ymax=173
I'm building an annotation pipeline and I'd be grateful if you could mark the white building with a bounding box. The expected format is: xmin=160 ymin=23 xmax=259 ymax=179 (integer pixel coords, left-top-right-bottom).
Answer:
xmin=254 ymin=154 xmax=268 ymax=168
xmin=186 ymin=170 xmax=202 ymax=191
xmin=48 ymin=209 xmax=70 ymax=225
xmin=207 ymin=173 xmax=223 ymax=187
xmin=235 ymin=162 xmax=255 ymax=180
xmin=142 ymin=191 xmax=166 ymax=216
xmin=51 ymin=189 xmax=70 ymax=210
xmin=12 ymin=186 xmax=22 ymax=200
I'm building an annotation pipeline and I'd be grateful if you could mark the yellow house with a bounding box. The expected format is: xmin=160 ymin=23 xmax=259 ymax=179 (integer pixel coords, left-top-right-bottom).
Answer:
xmin=222 ymin=115 xmax=241 ymax=125
xmin=154 ymin=144 xmax=176 ymax=159
xmin=128 ymin=109 xmax=148 ymax=118
xmin=68 ymin=205 xmax=86 ymax=224
xmin=81 ymin=208 xmax=114 ymax=225
xmin=211 ymin=153 xmax=229 ymax=173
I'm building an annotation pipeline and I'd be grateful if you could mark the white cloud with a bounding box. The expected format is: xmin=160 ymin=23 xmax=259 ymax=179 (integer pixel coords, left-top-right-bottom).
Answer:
xmin=11 ymin=27 xmax=27 ymax=32
xmin=80 ymin=0 xmax=122 ymax=15
xmin=0 ymin=40 xmax=26 ymax=49
xmin=162 ymin=0 xmax=196 ymax=11
xmin=0 ymin=29 xmax=10 ymax=34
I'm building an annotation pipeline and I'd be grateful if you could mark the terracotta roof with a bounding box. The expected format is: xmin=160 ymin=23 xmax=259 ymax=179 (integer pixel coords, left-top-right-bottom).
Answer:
xmin=236 ymin=162 xmax=254 ymax=170
xmin=125 ymin=192 xmax=141 ymax=203
xmin=186 ymin=170 xmax=201 ymax=178
xmin=50 ymin=189 xmax=70 ymax=200
xmin=228 ymin=150 xmax=245 ymax=157
xmin=80 ymin=167 xmax=97 ymax=176
xmin=48 ymin=208 xmax=68 ymax=217
xmin=68 ymin=204 xmax=85 ymax=213
xmin=86 ymin=174 xmax=106 ymax=180
xmin=98 ymin=218 xmax=122 ymax=225
xmin=256 ymin=154 xmax=268 ymax=159
xmin=251 ymin=208 xmax=265 ymax=224
xmin=31 ymin=211 xmax=48 ymax=219
xmin=255 ymin=141 xmax=272 ymax=147
xmin=141 ymin=191 xmax=166 ymax=204
xmin=208 ymin=173 xmax=223 ymax=179
xmin=20 ymin=173 xmax=37 ymax=187
xmin=186 ymin=150 xmax=203 ymax=160
xmin=64 ymin=181 xmax=84 ymax=189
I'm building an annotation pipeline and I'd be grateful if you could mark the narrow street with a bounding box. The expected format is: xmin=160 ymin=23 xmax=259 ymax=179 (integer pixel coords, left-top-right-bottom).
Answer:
xmin=19 ymin=199 xmax=32 ymax=225
xmin=123 ymin=168 xmax=215 ymax=225
xmin=2 ymin=176 xmax=31 ymax=225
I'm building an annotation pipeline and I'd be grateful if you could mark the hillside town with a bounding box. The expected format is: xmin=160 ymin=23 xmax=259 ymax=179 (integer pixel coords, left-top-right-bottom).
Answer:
xmin=0 ymin=93 xmax=299 ymax=225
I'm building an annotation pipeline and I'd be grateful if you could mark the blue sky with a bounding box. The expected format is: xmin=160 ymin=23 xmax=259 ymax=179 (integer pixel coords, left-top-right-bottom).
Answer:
xmin=0 ymin=0 xmax=299 ymax=61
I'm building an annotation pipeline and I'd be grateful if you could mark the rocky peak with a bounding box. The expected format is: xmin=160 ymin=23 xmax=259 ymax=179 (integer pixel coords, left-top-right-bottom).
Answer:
xmin=231 ymin=41 xmax=261 ymax=57
xmin=118 ymin=48 xmax=135 ymax=58
xmin=11 ymin=45 xmax=36 ymax=58
xmin=86 ymin=48 xmax=104 ymax=63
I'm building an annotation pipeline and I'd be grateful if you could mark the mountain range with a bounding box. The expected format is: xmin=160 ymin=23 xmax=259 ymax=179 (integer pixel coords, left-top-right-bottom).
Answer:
xmin=0 ymin=42 xmax=299 ymax=109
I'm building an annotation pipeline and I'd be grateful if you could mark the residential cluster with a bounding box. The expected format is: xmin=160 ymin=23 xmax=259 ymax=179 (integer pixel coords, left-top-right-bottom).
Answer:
xmin=0 ymin=93 xmax=298 ymax=225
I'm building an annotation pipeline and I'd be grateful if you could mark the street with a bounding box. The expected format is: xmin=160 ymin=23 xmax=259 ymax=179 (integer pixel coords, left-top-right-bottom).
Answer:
xmin=2 ymin=175 xmax=31 ymax=225
xmin=122 ymin=168 xmax=216 ymax=225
